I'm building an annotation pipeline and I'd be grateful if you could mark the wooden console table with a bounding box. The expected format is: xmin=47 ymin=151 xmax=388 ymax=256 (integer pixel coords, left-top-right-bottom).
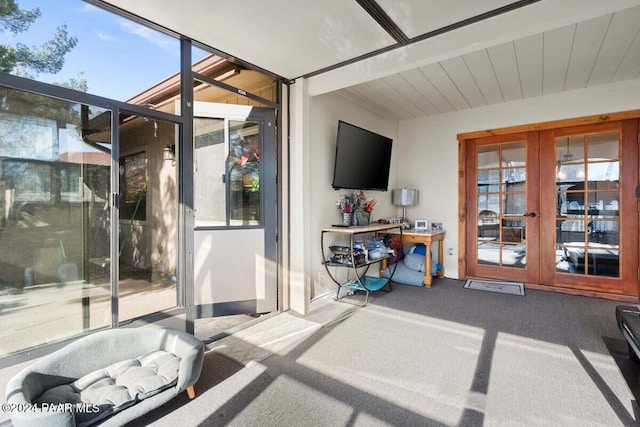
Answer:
xmin=379 ymin=229 xmax=446 ymax=287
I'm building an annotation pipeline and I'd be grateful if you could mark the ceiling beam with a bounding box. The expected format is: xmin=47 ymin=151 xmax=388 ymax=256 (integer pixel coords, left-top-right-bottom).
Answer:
xmin=355 ymin=0 xmax=409 ymax=44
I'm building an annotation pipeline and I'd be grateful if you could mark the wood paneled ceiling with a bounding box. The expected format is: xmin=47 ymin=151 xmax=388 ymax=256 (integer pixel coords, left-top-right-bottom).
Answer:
xmin=101 ymin=0 xmax=640 ymax=120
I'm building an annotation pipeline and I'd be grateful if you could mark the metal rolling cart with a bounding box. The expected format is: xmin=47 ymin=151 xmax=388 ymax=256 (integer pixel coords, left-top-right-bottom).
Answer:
xmin=321 ymin=222 xmax=402 ymax=306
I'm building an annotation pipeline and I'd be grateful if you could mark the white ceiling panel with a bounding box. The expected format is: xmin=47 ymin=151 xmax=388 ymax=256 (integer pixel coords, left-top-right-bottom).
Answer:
xmin=588 ymin=8 xmax=640 ymax=86
xmin=462 ymin=50 xmax=504 ymax=105
xmin=612 ymin=32 xmax=640 ymax=81
xmin=419 ymin=63 xmax=470 ymax=111
xmin=564 ymin=15 xmax=612 ymax=91
xmin=366 ymin=79 xmax=418 ymax=118
xmin=376 ymin=0 xmax=515 ymax=39
xmin=381 ymin=74 xmax=440 ymax=116
xmin=349 ymin=83 xmax=405 ymax=120
xmin=439 ymin=56 xmax=486 ymax=109
xmin=399 ymin=69 xmax=455 ymax=114
xmin=341 ymin=87 xmax=399 ymax=119
xmin=487 ymin=43 xmax=521 ymax=102
xmin=515 ymin=34 xmax=543 ymax=99
xmin=542 ymin=25 xmax=574 ymax=95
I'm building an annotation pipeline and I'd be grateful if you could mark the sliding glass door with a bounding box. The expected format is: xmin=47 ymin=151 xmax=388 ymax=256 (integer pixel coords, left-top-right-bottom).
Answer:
xmin=0 ymin=87 xmax=112 ymax=355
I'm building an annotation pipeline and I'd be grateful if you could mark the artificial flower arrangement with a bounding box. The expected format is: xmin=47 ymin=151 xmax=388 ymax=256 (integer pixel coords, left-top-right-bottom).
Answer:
xmin=337 ymin=191 xmax=376 ymax=214
xmin=356 ymin=191 xmax=376 ymax=213
xmin=337 ymin=193 xmax=356 ymax=213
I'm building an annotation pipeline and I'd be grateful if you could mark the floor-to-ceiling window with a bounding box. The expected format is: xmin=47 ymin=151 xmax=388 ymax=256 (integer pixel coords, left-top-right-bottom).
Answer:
xmin=0 ymin=0 xmax=283 ymax=357
xmin=0 ymin=87 xmax=112 ymax=355
xmin=0 ymin=0 xmax=185 ymax=356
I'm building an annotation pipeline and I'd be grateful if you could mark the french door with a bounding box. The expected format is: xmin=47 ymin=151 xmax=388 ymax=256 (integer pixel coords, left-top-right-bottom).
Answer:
xmin=464 ymin=120 xmax=639 ymax=299
xmin=466 ymin=132 xmax=540 ymax=284
xmin=539 ymin=121 xmax=638 ymax=297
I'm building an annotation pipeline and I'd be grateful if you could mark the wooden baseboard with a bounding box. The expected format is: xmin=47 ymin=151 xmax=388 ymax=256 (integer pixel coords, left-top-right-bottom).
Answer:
xmin=525 ymin=282 xmax=639 ymax=303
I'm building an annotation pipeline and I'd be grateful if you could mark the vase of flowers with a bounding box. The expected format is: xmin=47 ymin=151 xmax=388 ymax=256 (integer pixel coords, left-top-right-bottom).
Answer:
xmin=337 ymin=193 xmax=356 ymax=226
xmin=337 ymin=192 xmax=376 ymax=226
xmin=355 ymin=191 xmax=376 ymax=225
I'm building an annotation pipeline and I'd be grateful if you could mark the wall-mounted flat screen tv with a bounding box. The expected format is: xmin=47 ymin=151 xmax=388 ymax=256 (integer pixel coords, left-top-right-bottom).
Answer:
xmin=332 ymin=121 xmax=393 ymax=191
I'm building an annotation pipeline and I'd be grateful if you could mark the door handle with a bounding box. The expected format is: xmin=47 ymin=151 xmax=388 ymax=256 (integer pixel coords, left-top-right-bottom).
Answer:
xmin=524 ymin=212 xmax=538 ymax=218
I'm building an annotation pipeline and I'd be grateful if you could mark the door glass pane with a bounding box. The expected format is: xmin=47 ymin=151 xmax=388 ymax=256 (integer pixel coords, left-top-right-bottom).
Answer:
xmin=0 ymin=87 xmax=111 ymax=355
xmin=503 ymin=193 xmax=525 ymax=215
xmin=478 ymin=169 xmax=501 ymax=192
xmin=555 ymin=132 xmax=620 ymax=277
xmin=501 ymin=243 xmax=526 ymax=268
xmin=478 ymin=241 xmax=499 ymax=265
xmin=502 ymin=143 xmax=525 ymax=164
xmin=194 ymin=117 xmax=225 ymax=226
xmin=478 ymin=145 xmax=500 ymax=168
xmin=230 ymin=120 xmax=260 ymax=225
xmin=557 ymin=219 xmax=586 ymax=244
xmin=118 ymin=114 xmax=178 ymax=322
xmin=587 ymin=248 xmax=619 ymax=277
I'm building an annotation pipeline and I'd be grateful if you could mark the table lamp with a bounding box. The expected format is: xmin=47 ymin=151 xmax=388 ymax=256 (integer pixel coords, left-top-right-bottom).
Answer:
xmin=392 ymin=188 xmax=419 ymax=227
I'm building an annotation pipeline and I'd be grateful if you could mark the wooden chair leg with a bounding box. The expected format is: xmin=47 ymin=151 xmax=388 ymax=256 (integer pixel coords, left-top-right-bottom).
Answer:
xmin=186 ymin=385 xmax=196 ymax=399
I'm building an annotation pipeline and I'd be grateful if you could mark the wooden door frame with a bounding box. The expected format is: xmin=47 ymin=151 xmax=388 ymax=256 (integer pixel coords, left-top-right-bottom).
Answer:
xmin=458 ymin=109 xmax=640 ymax=301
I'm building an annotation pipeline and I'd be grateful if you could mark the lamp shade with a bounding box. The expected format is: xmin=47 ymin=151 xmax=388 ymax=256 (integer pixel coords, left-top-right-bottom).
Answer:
xmin=392 ymin=188 xmax=418 ymax=206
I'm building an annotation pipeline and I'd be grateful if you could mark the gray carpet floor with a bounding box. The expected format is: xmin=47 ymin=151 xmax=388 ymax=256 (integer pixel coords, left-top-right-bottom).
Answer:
xmin=129 ymin=278 xmax=640 ymax=426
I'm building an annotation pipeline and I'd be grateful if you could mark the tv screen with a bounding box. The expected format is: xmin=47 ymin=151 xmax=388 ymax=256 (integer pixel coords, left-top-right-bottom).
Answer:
xmin=332 ymin=121 xmax=393 ymax=191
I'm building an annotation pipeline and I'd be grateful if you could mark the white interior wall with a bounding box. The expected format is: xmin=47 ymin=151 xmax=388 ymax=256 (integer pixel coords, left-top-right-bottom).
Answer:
xmin=308 ymin=91 xmax=400 ymax=300
xmin=290 ymin=77 xmax=640 ymax=313
xmin=398 ymin=78 xmax=640 ymax=279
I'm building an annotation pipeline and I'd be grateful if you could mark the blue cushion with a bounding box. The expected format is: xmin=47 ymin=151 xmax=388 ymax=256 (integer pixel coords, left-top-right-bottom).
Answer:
xmin=409 ymin=244 xmax=426 ymax=255
xmin=382 ymin=261 xmax=423 ymax=286
xmin=403 ymin=253 xmax=426 ymax=272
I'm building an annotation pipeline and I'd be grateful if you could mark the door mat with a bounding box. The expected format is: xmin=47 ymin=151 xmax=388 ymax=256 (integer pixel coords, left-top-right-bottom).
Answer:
xmin=464 ymin=279 xmax=525 ymax=296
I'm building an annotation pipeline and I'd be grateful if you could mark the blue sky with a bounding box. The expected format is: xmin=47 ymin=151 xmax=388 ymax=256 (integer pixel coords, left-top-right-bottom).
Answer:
xmin=5 ymin=0 xmax=207 ymax=101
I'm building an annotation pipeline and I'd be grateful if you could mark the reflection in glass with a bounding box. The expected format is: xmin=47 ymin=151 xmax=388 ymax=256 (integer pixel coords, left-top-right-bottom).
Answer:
xmin=501 ymin=244 xmax=526 ymax=268
xmin=554 ymin=132 xmax=620 ymax=278
xmin=557 ymin=220 xmax=585 ymax=244
xmin=501 ymin=142 xmax=525 ymax=165
xmin=478 ymin=145 xmax=500 ymax=169
xmin=229 ymin=121 xmax=260 ymax=225
xmin=556 ymin=136 xmax=584 ymax=163
xmin=478 ymin=241 xmax=499 ymax=265
xmin=587 ymin=161 xmax=619 ymax=182
xmin=118 ymin=114 xmax=178 ymax=322
xmin=587 ymin=132 xmax=618 ymax=160
xmin=0 ymin=87 xmax=111 ymax=355
xmin=503 ymin=193 xmax=525 ymax=215
xmin=476 ymin=141 xmax=528 ymax=268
